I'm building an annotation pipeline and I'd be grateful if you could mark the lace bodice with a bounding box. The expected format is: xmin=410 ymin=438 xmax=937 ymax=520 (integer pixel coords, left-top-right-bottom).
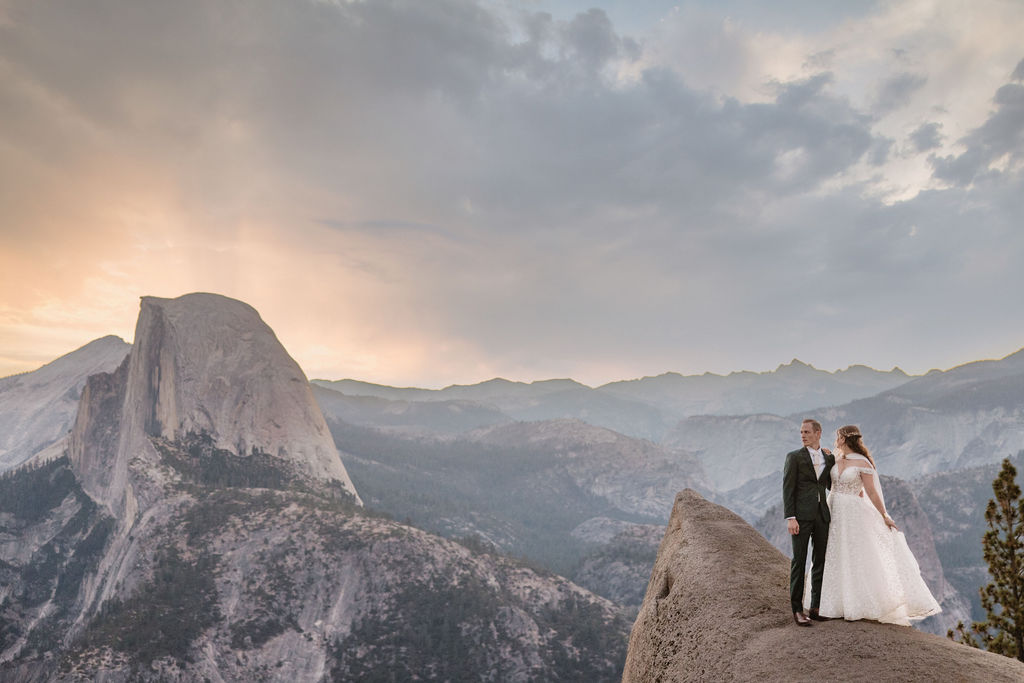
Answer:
xmin=830 ymin=460 xmax=875 ymax=496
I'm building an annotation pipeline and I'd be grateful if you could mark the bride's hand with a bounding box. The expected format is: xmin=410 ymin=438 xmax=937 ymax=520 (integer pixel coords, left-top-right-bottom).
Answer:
xmin=883 ymin=514 xmax=898 ymax=530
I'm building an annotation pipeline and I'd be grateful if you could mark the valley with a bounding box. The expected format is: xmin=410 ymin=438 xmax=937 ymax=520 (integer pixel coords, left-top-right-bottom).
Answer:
xmin=2 ymin=294 xmax=1022 ymax=678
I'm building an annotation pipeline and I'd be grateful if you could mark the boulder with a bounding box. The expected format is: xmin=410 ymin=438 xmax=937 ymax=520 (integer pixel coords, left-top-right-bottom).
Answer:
xmin=623 ymin=489 xmax=1024 ymax=682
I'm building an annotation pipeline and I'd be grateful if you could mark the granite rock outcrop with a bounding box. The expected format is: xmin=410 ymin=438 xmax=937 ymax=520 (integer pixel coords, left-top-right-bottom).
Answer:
xmin=623 ymin=490 xmax=1024 ymax=683
xmin=1 ymin=293 xmax=629 ymax=681
xmin=69 ymin=293 xmax=359 ymax=520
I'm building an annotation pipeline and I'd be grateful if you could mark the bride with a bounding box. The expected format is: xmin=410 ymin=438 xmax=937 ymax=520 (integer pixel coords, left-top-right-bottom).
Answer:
xmin=816 ymin=425 xmax=941 ymax=625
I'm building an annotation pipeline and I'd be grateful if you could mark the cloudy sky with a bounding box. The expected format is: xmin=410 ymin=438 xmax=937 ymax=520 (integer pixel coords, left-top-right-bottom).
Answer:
xmin=2 ymin=0 xmax=1023 ymax=387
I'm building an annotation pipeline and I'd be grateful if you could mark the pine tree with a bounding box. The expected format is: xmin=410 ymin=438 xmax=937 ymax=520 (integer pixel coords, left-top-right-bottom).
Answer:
xmin=947 ymin=458 xmax=1024 ymax=661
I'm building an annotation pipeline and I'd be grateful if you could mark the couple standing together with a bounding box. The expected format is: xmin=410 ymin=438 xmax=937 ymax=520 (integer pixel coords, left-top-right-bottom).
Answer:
xmin=783 ymin=419 xmax=941 ymax=627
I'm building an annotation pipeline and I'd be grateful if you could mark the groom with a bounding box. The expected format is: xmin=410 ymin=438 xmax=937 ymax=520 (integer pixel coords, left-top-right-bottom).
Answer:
xmin=783 ymin=418 xmax=834 ymax=626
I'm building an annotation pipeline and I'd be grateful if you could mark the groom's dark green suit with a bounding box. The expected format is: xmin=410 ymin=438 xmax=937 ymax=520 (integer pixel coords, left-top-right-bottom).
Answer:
xmin=783 ymin=447 xmax=834 ymax=614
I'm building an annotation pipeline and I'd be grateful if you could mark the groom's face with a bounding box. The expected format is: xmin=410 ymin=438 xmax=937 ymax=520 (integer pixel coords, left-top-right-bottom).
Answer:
xmin=800 ymin=423 xmax=822 ymax=450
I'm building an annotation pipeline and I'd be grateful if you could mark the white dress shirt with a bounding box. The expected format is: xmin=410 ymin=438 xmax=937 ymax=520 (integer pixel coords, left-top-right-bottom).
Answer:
xmin=809 ymin=447 xmax=824 ymax=478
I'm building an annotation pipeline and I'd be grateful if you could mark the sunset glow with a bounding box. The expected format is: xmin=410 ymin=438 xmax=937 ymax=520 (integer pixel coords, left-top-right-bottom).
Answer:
xmin=3 ymin=0 xmax=1024 ymax=386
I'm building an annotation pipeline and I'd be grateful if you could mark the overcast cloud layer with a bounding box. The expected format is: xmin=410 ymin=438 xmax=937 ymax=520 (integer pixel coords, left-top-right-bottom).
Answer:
xmin=2 ymin=0 xmax=1024 ymax=386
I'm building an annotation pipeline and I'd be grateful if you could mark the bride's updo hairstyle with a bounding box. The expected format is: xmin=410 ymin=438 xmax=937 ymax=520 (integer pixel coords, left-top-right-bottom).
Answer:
xmin=838 ymin=425 xmax=876 ymax=469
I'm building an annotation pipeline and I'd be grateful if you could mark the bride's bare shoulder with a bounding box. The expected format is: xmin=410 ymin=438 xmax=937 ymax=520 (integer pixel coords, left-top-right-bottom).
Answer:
xmin=837 ymin=456 xmax=874 ymax=471
xmin=850 ymin=458 xmax=875 ymax=471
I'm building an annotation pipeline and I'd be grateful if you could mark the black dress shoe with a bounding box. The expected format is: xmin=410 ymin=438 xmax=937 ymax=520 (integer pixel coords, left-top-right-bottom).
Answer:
xmin=808 ymin=608 xmax=830 ymax=622
xmin=793 ymin=611 xmax=812 ymax=626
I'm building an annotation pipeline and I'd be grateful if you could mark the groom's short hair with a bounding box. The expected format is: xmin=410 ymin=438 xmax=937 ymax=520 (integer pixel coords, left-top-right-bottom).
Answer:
xmin=802 ymin=418 xmax=822 ymax=433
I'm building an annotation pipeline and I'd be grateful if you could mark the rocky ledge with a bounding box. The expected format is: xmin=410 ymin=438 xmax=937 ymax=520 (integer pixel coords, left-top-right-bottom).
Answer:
xmin=622 ymin=489 xmax=1024 ymax=683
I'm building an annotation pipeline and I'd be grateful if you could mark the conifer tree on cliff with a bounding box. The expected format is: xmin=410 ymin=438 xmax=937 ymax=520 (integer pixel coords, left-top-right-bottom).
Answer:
xmin=947 ymin=457 xmax=1024 ymax=661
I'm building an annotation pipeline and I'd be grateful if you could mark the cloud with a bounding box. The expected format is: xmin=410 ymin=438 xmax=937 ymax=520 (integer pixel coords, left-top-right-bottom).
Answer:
xmin=872 ymin=72 xmax=927 ymax=114
xmin=559 ymin=8 xmax=625 ymax=71
xmin=931 ymin=77 xmax=1024 ymax=186
xmin=1012 ymin=57 xmax=1024 ymax=82
xmin=909 ymin=122 xmax=943 ymax=152
xmin=2 ymin=1 xmax=1024 ymax=385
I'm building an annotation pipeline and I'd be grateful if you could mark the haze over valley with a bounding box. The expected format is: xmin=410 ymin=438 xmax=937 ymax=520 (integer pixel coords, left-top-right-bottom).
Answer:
xmin=4 ymin=294 xmax=1023 ymax=679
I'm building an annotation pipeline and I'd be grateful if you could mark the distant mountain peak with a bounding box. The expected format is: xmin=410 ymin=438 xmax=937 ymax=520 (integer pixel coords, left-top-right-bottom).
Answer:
xmin=531 ymin=377 xmax=591 ymax=390
xmin=774 ymin=358 xmax=817 ymax=373
xmin=0 ymin=335 xmax=131 ymax=472
xmin=84 ymin=334 xmax=129 ymax=347
xmin=842 ymin=363 xmax=874 ymax=372
xmin=475 ymin=377 xmax=517 ymax=387
xmin=436 ymin=377 xmax=521 ymax=393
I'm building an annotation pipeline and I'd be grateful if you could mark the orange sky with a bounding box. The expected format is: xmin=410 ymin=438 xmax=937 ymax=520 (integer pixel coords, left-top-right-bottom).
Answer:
xmin=3 ymin=0 xmax=1024 ymax=387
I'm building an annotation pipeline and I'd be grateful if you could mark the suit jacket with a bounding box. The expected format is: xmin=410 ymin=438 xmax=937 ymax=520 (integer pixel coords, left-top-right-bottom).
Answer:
xmin=782 ymin=447 xmax=834 ymax=522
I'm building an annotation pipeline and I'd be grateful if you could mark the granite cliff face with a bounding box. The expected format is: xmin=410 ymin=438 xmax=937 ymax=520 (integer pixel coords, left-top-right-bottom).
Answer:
xmin=69 ymin=293 xmax=358 ymax=520
xmin=622 ymin=490 xmax=1024 ymax=683
xmin=662 ymin=413 xmax=795 ymax=494
xmin=1 ymin=293 xmax=629 ymax=681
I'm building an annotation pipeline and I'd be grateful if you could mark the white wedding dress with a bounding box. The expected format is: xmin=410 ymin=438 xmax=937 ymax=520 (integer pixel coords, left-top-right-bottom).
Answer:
xmin=816 ymin=458 xmax=941 ymax=625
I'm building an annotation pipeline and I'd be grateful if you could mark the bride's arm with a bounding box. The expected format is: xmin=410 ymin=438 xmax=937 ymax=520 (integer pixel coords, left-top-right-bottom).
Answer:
xmin=860 ymin=470 xmax=898 ymax=529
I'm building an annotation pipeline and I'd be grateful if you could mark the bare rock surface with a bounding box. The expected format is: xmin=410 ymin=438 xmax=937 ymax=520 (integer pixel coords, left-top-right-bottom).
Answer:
xmin=0 ymin=459 xmax=630 ymax=681
xmin=623 ymin=489 xmax=1024 ymax=683
xmin=0 ymin=336 xmax=129 ymax=472
xmin=69 ymin=293 xmax=359 ymax=519
xmin=1 ymin=294 xmax=629 ymax=681
xmin=661 ymin=413 xmax=798 ymax=495
xmin=130 ymin=293 xmax=357 ymax=495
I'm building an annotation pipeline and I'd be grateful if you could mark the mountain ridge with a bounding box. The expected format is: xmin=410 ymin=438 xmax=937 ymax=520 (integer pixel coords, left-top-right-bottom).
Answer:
xmin=1 ymin=293 xmax=630 ymax=681
xmin=0 ymin=334 xmax=130 ymax=472
xmin=665 ymin=342 xmax=1024 ymax=515
xmin=314 ymin=357 xmax=916 ymax=396
xmin=311 ymin=357 xmax=922 ymax=442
